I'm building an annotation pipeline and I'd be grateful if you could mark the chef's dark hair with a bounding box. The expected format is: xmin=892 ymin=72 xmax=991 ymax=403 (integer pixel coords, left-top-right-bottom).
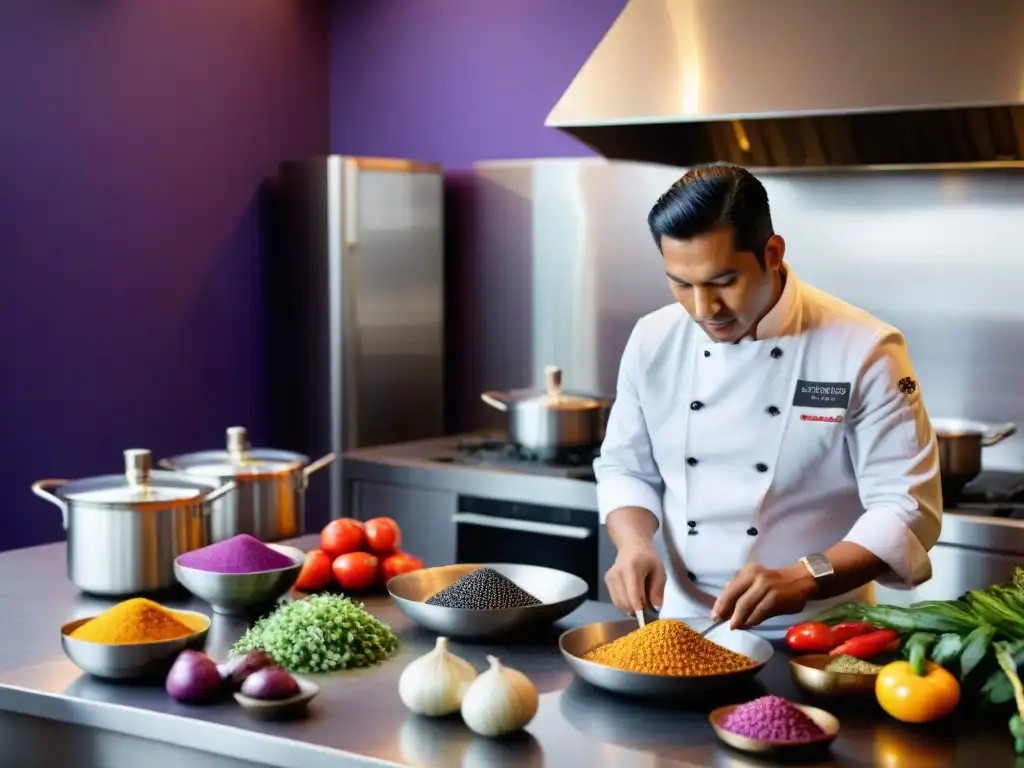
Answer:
xmin=647 ymin=163 xmax=775 ymax=269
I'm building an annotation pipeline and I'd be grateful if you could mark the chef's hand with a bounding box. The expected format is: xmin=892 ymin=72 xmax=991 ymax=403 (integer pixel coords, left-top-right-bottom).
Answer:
xmin=604 ymin=543 xmax=666 ymax=615
xmin=712 ymin=563 xmax=818 ymax=629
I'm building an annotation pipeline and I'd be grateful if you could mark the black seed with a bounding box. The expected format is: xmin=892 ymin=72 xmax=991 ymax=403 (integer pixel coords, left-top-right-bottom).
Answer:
xmin=425 ymin=567 xmax=542 ymax=610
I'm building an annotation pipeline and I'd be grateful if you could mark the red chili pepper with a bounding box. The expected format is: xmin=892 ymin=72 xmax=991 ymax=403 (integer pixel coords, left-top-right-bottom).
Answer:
xmin=830 ymin=628 xmax=900 ymax=659
xmin=785 ymin=621 xmax=836 ymax=653
xmin=830 ymin=621 xmax=876 ymax=644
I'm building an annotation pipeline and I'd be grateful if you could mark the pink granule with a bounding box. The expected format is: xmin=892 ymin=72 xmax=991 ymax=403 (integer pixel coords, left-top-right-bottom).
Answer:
xmin=721 ymin=695 xmax=826 ymax=742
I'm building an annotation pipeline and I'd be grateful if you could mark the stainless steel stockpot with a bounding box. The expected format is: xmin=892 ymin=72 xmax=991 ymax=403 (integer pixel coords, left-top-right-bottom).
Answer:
xmin=931 ymin=418 xmax=1017 ymax=492
xmin=158 ymin=426 xmax=335 ymax=543
xmin=32 ymin=448 xmax=237 ymax=596
xmin=481 ymin=365 xmax=614 ymax=457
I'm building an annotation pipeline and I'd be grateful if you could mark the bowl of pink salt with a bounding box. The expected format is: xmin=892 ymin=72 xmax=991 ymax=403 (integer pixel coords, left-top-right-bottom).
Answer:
xmin=709 ymin=695 xmax=839 ymax=755
xmin=174 ymin=534 xmax=304 ymax=615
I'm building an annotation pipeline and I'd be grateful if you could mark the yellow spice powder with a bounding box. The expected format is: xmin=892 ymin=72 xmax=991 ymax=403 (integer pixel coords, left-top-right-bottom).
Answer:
xmin=583 ymin=619 xmax=756 ymax=676
xmin=69 ymin=598 xmax=207 ymax=645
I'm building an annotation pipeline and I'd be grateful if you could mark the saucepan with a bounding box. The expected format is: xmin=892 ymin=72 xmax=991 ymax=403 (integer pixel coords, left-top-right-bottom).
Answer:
xmin=32 ymin=448 xmax=237 ymax=596
xmin=158 ymin=425 xmax=336 ymax=544
xmin=480 ymin=365 xmax=613 ymax=458
xmin=931 ymin=418 xmax=1017 ymax=493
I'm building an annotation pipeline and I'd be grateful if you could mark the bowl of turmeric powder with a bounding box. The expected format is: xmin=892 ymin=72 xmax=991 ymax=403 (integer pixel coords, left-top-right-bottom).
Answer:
xmin=60 ymin=598 xmax=211 ymax=680
xmin=559 ymin=617 xmax=773 ymax=698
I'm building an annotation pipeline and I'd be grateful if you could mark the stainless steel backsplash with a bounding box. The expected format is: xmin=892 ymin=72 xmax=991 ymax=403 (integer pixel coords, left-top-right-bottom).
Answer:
xmin=456 ymin=158 xmax=1024 ymax=470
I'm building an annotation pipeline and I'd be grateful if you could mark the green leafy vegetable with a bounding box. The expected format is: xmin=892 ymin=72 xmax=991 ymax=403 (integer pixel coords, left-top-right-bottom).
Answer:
xmin=982 ymin=640 xmax=1024 ymax=705
xmin=232 ymin=594 xmax=399 ymax=674
xmin=959 ymin=625 xmax=997 ymax=680
xmin=931 ymin=633 xmax=964 ymax=668
xmin=994 ymin=642 xmax=1024 ymax=754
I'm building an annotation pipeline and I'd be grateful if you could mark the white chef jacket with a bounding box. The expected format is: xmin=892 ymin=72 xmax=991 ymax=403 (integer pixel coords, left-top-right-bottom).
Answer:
xmin=593 ymin=269 xmax=942 ymax=627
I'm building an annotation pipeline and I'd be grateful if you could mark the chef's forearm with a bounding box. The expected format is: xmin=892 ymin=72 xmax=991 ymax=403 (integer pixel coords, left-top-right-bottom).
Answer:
xmin=784 ymin=541 xmax=889 ymax=601
xmin=606 ymin=507 xmax=659 ymax=550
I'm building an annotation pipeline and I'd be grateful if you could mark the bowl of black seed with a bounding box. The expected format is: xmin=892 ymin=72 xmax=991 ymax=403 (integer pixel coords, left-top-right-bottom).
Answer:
xmin=386 ymin=563 xmax=589 ymax=640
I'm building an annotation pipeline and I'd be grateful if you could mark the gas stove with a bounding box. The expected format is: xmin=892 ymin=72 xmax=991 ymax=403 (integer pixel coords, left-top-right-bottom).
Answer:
xmin=429 ymin=433 xmax=598 ymax=481
xmin=945 ymin=471 xmax=1024 ymax=519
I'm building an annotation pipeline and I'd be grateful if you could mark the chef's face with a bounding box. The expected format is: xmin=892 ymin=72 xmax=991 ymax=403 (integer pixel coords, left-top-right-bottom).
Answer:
xmin=661 ymin=227 xmax=785 ymax=343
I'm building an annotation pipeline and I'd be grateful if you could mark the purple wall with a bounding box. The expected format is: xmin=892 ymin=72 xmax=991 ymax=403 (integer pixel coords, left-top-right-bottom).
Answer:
xmin=0 ymin=1 xmax=329 ymax=551
xmin=329 ymin=0 xmax=627 ymax=431
xmin=328 ymin=1 xmax=626 ymax=168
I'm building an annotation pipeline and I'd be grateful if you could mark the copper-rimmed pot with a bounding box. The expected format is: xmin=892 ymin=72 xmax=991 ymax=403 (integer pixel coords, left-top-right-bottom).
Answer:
xmin=480 ymin=365 xmax=613 ymax=457
xmin=158 ymin=426 xmax=335 ymax=544
xmin=932 ymin=418 xmax=1017 ymax=492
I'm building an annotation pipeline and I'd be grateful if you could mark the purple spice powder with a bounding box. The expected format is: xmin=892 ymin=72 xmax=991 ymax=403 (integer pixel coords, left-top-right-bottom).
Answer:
xmin=177 ymin=534 xmax=295 ymax=574
xmin=721 ymin=695 xmax=826 ymax=743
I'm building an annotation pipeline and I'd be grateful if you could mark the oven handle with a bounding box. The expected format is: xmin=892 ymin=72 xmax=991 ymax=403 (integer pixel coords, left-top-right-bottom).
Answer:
xmin=452 ymin=512 xmax=593 ymax=540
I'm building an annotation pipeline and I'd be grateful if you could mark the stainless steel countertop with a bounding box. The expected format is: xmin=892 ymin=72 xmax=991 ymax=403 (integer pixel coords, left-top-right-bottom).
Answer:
xmin=344 ymin=435 xmax=1024 ymax=553
xmin=0 ymin=536 xmax=1017 ymax=768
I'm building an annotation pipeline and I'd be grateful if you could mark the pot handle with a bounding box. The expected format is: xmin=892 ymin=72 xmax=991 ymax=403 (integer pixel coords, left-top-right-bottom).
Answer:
xmin=32 ymin=479 xmax=69 ymax=529
xmin=982 ymin=423 xmax=1018 ymax=447
xmin=480 ymin=392 xmax=509 ymax=412
xmin=203 ymin=480 xmax=238 ymax=506
xmin=303 ymin=452 xmax=337 ymax=481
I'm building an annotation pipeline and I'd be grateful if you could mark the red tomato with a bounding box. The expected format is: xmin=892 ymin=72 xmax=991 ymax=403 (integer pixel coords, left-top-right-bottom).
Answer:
xmin=321 ymin=518 xmax=364 ymax=558
xmin=380 ymin=552 xmax=424 ymax=584
xmin=363 ymin=517 xmax=401 ymax=555
xmin=294 ymin=549 xmax=333 ymax=592
xmin=332 ymin=552 xmax=379 ymax=592
xmin=784 ymin=621 xmax=836 ymax=653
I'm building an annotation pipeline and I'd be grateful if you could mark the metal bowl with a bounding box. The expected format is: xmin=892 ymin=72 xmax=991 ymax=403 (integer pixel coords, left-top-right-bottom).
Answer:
xmin=386 ymin=563 xmax=588 ymax=640
xmin=173 ymin=544 xmax=304 ymax=615
xmin=559 ymin=618 xmax=774 ymax=698
xmin=709 ymin=700 xmax=839 ymax=754
xmin=60 ymin=609 xmax=211 ymax=680
xmin=789 ymin=653 xmax=880 ymax=697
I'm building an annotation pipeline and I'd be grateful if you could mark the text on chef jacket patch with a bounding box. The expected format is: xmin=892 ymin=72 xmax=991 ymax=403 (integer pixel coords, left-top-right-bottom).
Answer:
xmin=792 ymin=379 xmax=851 ymax=409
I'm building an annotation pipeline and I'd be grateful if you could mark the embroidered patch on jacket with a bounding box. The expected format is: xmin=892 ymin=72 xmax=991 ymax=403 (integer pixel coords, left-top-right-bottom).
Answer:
xmin=800 ymin=413 xmax=844 ymax=424
xmin=898 ymin=377 xmax=917 ymax=395
xmin=792 ymin=379 xmax=851 ymax=409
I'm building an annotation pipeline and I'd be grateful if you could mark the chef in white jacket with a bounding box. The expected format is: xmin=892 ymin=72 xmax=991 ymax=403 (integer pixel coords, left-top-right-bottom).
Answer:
xmin=595 ymin=163 xmax=942 ymax=630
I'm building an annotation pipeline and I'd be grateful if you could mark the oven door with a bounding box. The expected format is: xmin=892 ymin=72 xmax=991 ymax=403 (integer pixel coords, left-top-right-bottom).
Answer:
xmin=453 ymin=497 xmax=599 ymax=599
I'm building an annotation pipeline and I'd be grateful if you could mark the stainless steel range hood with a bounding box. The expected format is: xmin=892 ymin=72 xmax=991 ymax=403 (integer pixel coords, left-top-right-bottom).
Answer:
xmin=546 ymin=0 xmax=1024 ymax=170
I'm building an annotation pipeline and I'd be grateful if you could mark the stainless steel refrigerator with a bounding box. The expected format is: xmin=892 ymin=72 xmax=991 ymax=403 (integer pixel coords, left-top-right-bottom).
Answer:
xmin=268 ymin=156 xmax=446 ymax=530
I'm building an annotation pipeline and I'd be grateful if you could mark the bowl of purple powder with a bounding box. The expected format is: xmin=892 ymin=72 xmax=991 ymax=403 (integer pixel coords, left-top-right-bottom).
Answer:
xmin=709 ymin=695 xmax=839 ymax=754
xmin=174 ymin=534 xmax=304 ymax=615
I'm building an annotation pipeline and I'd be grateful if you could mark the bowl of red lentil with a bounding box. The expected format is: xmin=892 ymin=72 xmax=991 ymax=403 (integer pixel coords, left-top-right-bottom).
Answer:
xmin=558 ymin=617 xmax=773 ymax=697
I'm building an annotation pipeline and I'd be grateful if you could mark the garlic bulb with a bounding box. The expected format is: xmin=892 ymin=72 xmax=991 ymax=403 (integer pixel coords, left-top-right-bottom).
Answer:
xmin=398 ymin=636 xmax=478 ymax=716
xmin=460 ymin=655 xmax=539 ymax=737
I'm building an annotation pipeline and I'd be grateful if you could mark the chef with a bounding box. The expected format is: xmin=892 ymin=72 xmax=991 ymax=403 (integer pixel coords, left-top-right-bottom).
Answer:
xmin=595 ymin=163 xmax=942 ymax=630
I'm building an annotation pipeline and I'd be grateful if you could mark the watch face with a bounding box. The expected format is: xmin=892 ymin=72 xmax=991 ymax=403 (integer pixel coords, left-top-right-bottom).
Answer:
xmin=806 ymin=554 xmax=833 ymax=577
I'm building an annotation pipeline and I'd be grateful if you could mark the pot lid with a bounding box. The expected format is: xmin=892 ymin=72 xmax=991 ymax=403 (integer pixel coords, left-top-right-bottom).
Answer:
xmin=510 ymin=366 xmax=606 ymax=410
xmin=931 ymin=418 xmax=988 ymax=436
xmin=159 ymin=426 xmax=308 ymax=479
xmin=59 ymin=449 xmax=216 ymax=506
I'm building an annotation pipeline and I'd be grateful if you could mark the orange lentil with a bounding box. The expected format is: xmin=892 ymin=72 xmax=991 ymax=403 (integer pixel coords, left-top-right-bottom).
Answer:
xmin=582 ymin=619 xmax=756 ymax=676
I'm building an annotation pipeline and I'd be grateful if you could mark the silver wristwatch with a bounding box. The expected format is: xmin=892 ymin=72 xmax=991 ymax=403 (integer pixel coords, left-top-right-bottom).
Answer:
xmin=799 ymin=553 xmax=835 ymax=584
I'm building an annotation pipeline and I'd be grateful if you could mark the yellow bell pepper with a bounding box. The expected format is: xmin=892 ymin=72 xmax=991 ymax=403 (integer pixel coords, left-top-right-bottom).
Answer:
xmin=875 ymin=644 xmax=960 ymax=724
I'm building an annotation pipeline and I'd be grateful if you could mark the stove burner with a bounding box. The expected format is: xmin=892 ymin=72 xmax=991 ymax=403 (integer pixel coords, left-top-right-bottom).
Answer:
xmin=443 ymin=434 xmax=598 ymax=480
xmin=946 ymin=470 xmax=1024 ymax=518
